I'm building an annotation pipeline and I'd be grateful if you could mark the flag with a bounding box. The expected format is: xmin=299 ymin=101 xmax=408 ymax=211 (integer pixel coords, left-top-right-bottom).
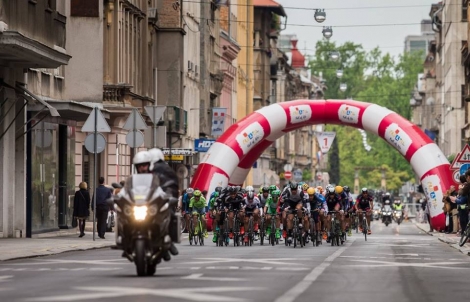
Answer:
xmin=211 ymin=108 xmax=227 ymax=136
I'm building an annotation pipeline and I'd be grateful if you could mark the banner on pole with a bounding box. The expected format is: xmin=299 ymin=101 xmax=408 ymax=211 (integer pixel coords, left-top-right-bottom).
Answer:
xmin=211 ymin=107 xmax=227 ymax=136
xmin=316 ymin=131 xmax=336 ymax=153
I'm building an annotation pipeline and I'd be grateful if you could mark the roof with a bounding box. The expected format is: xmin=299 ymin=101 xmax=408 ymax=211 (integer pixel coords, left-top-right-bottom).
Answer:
xmin=253 ymin=0 xmax=287 ymax=17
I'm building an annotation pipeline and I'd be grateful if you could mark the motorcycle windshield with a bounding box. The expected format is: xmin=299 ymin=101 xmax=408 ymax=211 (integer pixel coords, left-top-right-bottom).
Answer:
xmin=131 ymin=174 xmax=154 ymax=205
xmin=384 ymin=205 xmax=391 ymax=212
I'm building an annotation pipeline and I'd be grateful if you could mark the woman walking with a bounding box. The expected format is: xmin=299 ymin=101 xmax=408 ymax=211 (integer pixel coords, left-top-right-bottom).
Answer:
xmin=73 ymin=182 xmax=90 ymax=237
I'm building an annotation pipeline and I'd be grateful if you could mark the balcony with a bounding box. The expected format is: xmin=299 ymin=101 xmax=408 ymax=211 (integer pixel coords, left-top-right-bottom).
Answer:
xmin=103 ymin=84 xmax=133 ymax=104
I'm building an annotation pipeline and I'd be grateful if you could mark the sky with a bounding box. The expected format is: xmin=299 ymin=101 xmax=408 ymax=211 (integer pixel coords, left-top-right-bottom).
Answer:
xmin=276 ymin=0 xmax=438 ymax=59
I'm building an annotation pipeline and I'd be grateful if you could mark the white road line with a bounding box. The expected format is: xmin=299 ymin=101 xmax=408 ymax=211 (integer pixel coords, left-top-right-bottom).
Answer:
xmin=274 ymin=239 xmax=355 ymax=302
xmin=182 ymin=274 xmax=245 ymax=281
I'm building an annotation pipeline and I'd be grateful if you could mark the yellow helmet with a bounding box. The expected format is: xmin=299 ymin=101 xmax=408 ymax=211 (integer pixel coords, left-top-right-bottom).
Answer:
xmin=302 ymin=183 xmax=309 ymax=191
xmin=307 ymin=187 xmax=316 ymax=195
xmin=335 ymin=185 xmax=343 ymax=194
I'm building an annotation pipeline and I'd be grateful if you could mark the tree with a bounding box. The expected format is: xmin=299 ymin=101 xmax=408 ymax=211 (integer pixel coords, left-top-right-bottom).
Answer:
xmin=309 ymin=42 xmax=423 ymax=189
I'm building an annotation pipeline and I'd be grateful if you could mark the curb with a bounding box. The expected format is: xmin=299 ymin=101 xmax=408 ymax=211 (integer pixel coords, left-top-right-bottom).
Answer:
xmin=413 ymin=220 xmax=470 ymax=256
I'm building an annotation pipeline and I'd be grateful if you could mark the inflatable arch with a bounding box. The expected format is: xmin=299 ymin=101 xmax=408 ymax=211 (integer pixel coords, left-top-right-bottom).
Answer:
xmin=191 ymin=99 xmax=454 ymax=231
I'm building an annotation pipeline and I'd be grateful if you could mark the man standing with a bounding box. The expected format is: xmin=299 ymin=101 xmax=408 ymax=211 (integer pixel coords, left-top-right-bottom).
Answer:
xmin=92 ymin=177 xmax=112 ymax=239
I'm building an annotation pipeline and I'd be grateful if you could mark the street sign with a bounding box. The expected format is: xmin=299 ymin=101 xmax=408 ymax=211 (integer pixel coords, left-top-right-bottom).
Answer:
xmin=194 ymin=139 xmax=216 ymax=152
xmin=453 ymin=170 xmax=461 ymax=183
xmin=293 ymin=169 xmax=303 ymax=181
xmin=84 ymin=133 xmax=106 ymax=154
xmin=450 ymin=153 xmax=463 ymax=169
xmin=283 ymin=164 xmax=293 ymax=172
xmin=162 ymin=148 xmax=195 ymax=155
xmin=460 ymin=163 xmax=470 ymax=175
xmin=82 ymin=108 xmax=111 ymax=132
xmin=144 ymin=105 xmax=166 ymax=124
xmin=315 ymin=131 xmax=336 ymax=153
xmin=123 ymin=109 xmax=148 ymax=130
xmin=126 ymin=130 xmax=145 ymax=148
xmin=454 ymin=145 xmax=470 ymax=163
xmin=284 ymin=171 xmax=292 ymax=180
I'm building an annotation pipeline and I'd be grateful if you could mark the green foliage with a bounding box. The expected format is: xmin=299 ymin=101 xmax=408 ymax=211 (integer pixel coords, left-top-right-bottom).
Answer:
xmin=302 ymin=169 xmax=312 ymax=182
xmin=310 ymin=41 xmax=423 ymax=189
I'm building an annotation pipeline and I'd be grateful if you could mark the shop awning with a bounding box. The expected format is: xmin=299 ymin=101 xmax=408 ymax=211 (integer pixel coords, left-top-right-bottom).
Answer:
xmin=30 ymin=98 xmax=111 ymax=121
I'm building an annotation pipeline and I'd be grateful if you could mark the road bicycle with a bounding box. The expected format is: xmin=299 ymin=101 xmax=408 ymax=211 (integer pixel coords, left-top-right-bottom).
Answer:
xmin=189 ymin=212 xmax=204 ymax=246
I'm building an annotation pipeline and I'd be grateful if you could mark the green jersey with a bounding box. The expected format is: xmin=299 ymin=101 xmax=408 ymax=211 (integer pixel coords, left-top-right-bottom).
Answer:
xmin=265 ymin=196 xmax=278 ymax=214
xmin=189 ymin=196 xmax=207 ymax=209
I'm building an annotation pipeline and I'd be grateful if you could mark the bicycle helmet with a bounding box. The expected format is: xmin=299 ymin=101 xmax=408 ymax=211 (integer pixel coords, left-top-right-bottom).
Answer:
xmin=245 ymin=185 xmax=254 ymax=192
xmin=262 ymin=186 xmax=269 ymax=193
xmin=271 ymin=189 xmax=281 ymax=196
xmin=193 ymin=190 xmax=202 ymax=197
xmin=269 ymin=185 xmax=277 ymax=192
xmin=247 ymin=191 xmax=255 ymax=199
xmin=289 ymin=182 xmax=298 ymax=190
xmin=215 ymin=186 xmax=223 ymax=193
xmin=343 ymin=186 xmax=350 ymax=193
xmin=327 ymin=186 xmax=335 ymax=195
xmin=186 ymin=188 xmax=194 ymax=195
xmin=335 ymin=186 xmax=343 ymax=194
xmin=361 ymin=187 xmax=368 ymax=193
xmin=228 ymin=186 xmax=236 ymax=193
xmin=302 ymin=183 xmax=309 ymax=191
xmin=307 ymin=187 xmax=316 ymax=195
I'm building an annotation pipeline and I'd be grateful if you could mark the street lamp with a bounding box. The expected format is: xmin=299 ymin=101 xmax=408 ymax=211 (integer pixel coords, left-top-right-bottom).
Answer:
xmin=339 ymin=83 xmax=347 ymax=92
xmin=336 ymin=69 xmax=343 ymax=78
xmin=314 ymin=9 xmax=326 ymax=23
xmin=322 ymin=26 xmax=333 ymax=39
xmin=330 ymin=51 xmax=340 ymax=61
xmin=167 ymin=109 xmax=174 ymax=169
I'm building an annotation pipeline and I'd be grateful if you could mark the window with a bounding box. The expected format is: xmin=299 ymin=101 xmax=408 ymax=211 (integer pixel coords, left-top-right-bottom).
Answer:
xmin=71 ymin=0 xmax=99 ymax=17
xmin=463 ymin=0 xmax=468 ymax=22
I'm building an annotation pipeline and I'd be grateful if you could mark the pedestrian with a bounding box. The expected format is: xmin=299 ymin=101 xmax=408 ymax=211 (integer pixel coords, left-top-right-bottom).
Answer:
xmin=92 ymin=176 xmax=112 ymax=239
xmin=423 ymin=198 xmax=433 ymax=232
xmin=73 ymin=182 xmax=90 ymax=237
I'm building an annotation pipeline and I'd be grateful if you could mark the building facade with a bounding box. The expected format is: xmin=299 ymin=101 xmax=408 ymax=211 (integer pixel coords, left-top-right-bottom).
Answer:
xmin=0 ymin=0 xmax=72 ymax=237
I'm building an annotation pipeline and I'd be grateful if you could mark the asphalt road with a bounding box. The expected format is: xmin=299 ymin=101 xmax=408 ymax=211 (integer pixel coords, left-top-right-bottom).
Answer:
xmin=0 ymin=220 xmax=469 ymax=302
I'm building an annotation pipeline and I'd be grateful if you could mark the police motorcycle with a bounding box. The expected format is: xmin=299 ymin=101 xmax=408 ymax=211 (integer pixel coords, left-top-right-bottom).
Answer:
xmin=393 ymin=209 xmax=403 ymax=225
xmin=382 ymin=205 xmax=393 ymax=226
xmin=108 ymin=174 xmax=178 ymax=276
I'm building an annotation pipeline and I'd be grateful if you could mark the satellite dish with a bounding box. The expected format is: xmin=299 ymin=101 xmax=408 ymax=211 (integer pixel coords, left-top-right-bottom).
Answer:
xmin=176 ymin=164 xmax=189 ymax=179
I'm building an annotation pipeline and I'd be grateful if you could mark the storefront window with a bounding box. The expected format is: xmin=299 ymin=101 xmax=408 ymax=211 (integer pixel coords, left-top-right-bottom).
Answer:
xmin=31 ymin=122 xmax=59 ymax=232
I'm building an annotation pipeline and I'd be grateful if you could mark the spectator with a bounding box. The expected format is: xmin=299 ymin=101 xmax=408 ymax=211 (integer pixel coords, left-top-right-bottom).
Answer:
xmin=422 ymin=198 xmax=433 ymax=232
xmin=73 ymin=182 xmax=90 ymax=237
xmin=92 ymin=176 xmax=112 ymax=239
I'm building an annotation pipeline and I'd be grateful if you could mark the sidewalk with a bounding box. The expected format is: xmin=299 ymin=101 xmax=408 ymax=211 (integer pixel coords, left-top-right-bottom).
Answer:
xmin=0 ymin=222 xmax=114 ymax=261
xmin=414 ymin=220 xmax=470 ymax=255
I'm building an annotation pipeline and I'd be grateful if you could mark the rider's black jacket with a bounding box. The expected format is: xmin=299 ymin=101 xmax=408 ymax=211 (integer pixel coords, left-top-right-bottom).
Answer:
xmin=151 ymin=161 xmax=179 ymax=198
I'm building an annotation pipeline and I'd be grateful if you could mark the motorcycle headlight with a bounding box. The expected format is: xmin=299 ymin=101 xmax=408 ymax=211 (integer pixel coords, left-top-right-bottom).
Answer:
xmin=133 ymin=206 xmax=148 ymax=221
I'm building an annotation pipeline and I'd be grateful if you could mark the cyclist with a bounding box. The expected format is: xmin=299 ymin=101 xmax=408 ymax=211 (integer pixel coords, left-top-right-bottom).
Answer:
xmin=182 ymin=188 xmax=194 ymax=233
xmin=325 ymin=186 xmax=344 ymax=243
xmin=264 ymin=189 xmax=281 ymax=240
xmin=355 ymin=187 xmax=373 ymax=235
xmin=342 ymin=186 xmax=354 ymax=236
xmin=221 ymin=186 xmax=245 ymax=238
xmin=243 ymin=190 xmax=261 ymax=242
xmin=281 ymin=182 xmax=305 ymax=244
xmin=306 ymin=187 xmax=327 ymax=243
xmin=258 ymin=186 xmax=271 ymax=217
xmin=189 ymin=190 xmax=208 ymax=238
xmin=209 ymin=188 xmax=223 ymax=243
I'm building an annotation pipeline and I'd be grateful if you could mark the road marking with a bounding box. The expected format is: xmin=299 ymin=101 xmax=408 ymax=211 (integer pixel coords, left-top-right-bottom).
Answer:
xmin=0 ymin=268 xmax=121 ymax=272
xmin=25 ymin=286 xmax=265 ymax=302
xmin=0 ymin=275 xmax=12 ymax=283
xmin=274 ymin=239 xmax=355 ymax=302
xmin=184 ymin=258 xmax=301 ymax=266
xmin=182 ymin=274 xmax=245 ymax=281
xmin=345 ymin=260 xmax=470 ymax=269
xmin=6 ymin=259 xmax=126 ymax=266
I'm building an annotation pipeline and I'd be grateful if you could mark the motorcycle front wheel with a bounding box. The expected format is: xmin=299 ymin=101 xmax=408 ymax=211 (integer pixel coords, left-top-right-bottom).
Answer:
xmin=134 ymin=239 xmax=147 ymax=277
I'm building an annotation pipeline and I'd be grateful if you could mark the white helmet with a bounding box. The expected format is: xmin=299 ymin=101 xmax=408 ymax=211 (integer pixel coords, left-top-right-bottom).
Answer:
xmin=148 ymin=148 xmax=164 ymax=170
xmin=133 ymin=150 xmax=152 ymax=165
xmin=245 ymin=185 xmax=254 ymax=192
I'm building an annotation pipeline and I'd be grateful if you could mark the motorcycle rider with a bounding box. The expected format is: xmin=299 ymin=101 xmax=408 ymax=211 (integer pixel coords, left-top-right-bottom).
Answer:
xmin=355 ymin=187 xmax=373 ymax=235
xmin=281 ymin=182 xmax=305 ymax=244
xmin=148 ymin=148 xmax=180 ymax=259
xmin=382 ymin=193 xmax=392 ymax=223
xmin=189 ymin=189 xmax=208 ymax=238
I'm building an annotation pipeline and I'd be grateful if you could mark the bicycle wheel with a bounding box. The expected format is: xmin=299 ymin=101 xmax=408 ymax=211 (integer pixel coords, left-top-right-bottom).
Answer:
xmin=249 ymin=218 xmax=254 ymax=246
xmin=224 ymin=218 xmax=229 ymax=246
xmin=199 ymin=220 xmax=204 ymax=246
xmin=189 ymin=220 xmax=194 ymax=245
xmin=259 ymin=218 xmax=265 ymax=246
xmin=363 ymin=218 xmax=368 ymax=241
xmin=271 ymin=219 xmax=276 ymax=246
xmin=459 ymin=224 xmax=470 ymax=247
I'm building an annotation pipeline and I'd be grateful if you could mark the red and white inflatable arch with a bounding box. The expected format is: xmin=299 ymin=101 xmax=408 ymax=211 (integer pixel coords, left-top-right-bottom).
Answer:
xmin=191 ymin=99 xmax=453 ymax=231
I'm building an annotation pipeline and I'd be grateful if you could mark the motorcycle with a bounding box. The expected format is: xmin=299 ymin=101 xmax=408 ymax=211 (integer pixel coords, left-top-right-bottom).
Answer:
xmin=106 ymin=210 xmax=115 ymax=232
xmin=109 ymin=174 xmax=178 ymax=277
xmin=393 ymin=210 xmax=403 ymax=225
xmin=382 ymin=205 xmax=392 ymax=226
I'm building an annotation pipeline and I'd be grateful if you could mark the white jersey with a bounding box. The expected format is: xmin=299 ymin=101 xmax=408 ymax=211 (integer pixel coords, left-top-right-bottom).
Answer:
xmin=244 ymin=196 xmax=260 ymax=209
